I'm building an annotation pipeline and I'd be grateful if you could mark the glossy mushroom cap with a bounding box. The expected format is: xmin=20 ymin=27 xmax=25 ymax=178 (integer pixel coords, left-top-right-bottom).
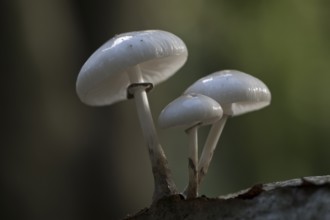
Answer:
xmin=76 ymin=30 xmax=188 ymax=106
xmin=184 ymin=70 xmax=271 ymax=116
xmin=158 ymin=94 xmax=223 ymax=129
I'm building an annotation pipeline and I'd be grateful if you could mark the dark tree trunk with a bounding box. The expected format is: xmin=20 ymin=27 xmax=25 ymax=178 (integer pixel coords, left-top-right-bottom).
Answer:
xmin=124 ymin=175 xmax=330 ymax=220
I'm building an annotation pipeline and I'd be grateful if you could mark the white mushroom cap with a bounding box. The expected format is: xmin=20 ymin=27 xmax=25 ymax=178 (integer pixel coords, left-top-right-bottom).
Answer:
xmin=184 ymin=70 xmax=271 ymax=116
xmin=76 ymin=30 xmax=188 ymax=106
xmin=158 ymin=94 xmax=223 ymax=129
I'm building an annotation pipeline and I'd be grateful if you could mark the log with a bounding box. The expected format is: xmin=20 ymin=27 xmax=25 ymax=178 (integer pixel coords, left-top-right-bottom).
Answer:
xmin=124 ymin=175 xmax=330 ymax=220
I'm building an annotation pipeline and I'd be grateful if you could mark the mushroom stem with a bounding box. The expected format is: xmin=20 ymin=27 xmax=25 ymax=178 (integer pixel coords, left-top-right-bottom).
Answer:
xmin=184 ymin=126 xmax=199 ymax=198
xmin=198 ymin=115 xmax=228 ymax=185
xmin=127 ymin=65 xmax=144 ymax=83
xmin=127 ymin=65 xmax=177 ymax=201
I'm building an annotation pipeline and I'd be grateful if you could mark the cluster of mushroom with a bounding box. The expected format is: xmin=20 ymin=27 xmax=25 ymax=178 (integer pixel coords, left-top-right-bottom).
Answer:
xmin=76 ymin=30 xmax=271 ymax=202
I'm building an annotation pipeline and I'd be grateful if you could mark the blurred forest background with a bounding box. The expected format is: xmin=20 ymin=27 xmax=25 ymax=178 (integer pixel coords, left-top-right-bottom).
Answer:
xmin=2 ymin=0 xmax=330 ymax=219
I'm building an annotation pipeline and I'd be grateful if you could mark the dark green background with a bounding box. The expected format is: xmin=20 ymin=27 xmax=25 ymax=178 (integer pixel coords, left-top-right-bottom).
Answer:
xmin=2 ymin=0 xmax=330 ymax=219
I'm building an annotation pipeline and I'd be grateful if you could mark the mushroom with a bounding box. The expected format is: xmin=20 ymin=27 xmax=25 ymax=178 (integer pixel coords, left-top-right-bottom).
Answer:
xmin=158 ymin=94 xmax=223 ymax=198
xmin=76 ymin=30 xmax=188 ymax=201
xmin=184 ymin=70 xmax=271 ymax=185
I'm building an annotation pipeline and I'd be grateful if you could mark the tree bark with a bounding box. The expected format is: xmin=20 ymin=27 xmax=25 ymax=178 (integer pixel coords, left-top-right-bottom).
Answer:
xmin=124 ymin=175 xmax=330 ymax=220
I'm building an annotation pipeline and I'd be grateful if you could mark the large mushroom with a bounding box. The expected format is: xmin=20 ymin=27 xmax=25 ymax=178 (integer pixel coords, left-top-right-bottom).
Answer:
xmin=158 ymin=94 xmax=223 ymax=198
xmin=184 ymin=70 xmax=271 ymax=186
xmin=76 ymin=30 xmax=188 ymax=201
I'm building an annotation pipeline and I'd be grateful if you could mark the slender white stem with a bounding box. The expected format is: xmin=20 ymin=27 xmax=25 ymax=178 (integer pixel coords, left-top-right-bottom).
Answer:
xmin=133 ymin=87 xmax=162 ymax=155
xmin=185 ymin=126 xmax=199 ymax=198
xmin=127 ymin=65 xmax=177 ymax=201
xmin=127 ymin=65 xmax=144 ymax=83
xmin=198 ymin=115 xmax=228 ymax=184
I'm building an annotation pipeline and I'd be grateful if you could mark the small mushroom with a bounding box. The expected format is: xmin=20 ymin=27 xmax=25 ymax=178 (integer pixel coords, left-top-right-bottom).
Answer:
xmin=76 ymin=30 xmax=188 ymax=201
xmin=184 ymin=70 xmax=271 ymax=185
xmin=158 ymin=94 xmax=223 ymax=198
